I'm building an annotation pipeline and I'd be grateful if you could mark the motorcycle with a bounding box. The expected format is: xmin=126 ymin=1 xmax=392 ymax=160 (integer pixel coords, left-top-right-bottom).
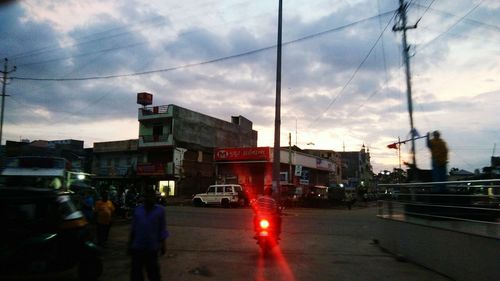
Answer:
xmin=253 ymin=215 xmax=279 ymax=255
xmin=122 ymin=190 xmax=139 ymax=219
xmin=157 ymin=191 xmax=168 ymax=206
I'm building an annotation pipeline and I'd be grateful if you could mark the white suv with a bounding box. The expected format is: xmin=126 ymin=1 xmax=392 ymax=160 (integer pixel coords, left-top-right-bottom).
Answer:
xmin=192 ymin=184 xmax=246 ymax=208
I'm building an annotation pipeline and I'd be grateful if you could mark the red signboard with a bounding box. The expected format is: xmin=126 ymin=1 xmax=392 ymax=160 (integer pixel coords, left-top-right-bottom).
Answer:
xmin=215 ymin=147 xmax=271 ymax=161
xmin=136 ymin=163 xmax=165 ymax=176
xmin=137 ymin=92 xmax=153 ymax=106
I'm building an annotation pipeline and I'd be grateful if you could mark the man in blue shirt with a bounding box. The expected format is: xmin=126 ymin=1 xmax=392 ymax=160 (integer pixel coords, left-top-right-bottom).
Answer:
xmin=128 ymin=186 xmax=169 ymax=281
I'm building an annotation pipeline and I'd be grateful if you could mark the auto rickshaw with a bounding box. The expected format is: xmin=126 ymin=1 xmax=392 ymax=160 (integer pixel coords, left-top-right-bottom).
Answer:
xmin=0 ymin=186 xmax=102 ymax=280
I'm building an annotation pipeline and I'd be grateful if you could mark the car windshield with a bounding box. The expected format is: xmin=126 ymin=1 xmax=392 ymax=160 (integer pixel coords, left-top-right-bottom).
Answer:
xmin=2 ymin=175 xmax=64 ymax=189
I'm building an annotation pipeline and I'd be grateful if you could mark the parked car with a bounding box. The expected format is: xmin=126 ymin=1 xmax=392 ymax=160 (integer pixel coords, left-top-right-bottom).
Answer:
xmin=280 ymin=183 xmax=298 ymax=208
xmin=192 ymin=184 xmax=246 ymax=208
xmin=304 ymin=185 xmax=329 ymax=207
xmin=0 ymin=187 xmax=102 ymax=280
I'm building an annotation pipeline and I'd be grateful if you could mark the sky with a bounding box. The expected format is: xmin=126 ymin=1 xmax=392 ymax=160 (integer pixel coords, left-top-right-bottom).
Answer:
xmin=0 ymin=0 xmax=499 ymax=174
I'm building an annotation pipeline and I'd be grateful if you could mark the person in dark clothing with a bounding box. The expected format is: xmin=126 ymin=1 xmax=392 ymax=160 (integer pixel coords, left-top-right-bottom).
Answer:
xmin=251 ymin=187 xmax=282 ymax=238
xmin=128 ymin=186 xmax=169 ymax=281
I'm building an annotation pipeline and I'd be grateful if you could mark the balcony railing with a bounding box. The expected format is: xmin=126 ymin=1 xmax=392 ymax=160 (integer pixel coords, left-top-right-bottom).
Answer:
xmin=97 ymin=166 xmax=130 ymax=177
xmin=141 ymin=135 xmax=169 ymax=143
xmin=138 ymin=134 xmax=173 ymax=147
xmin=138 ymin=105 xmax=171 ymax=120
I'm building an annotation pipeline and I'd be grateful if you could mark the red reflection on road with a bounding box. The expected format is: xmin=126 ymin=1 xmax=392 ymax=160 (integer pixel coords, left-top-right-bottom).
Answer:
xmin=255 ymin=245 xmax=296 ymax=281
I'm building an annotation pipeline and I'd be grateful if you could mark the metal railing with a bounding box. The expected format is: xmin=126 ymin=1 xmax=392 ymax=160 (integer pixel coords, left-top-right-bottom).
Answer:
xmin=139 ymin=105 xmax=170 ymax=115
xmin=140 ymin=134 xmax=170 ymax=143
xmin=377 ymin=179 xmax=500 ymax=239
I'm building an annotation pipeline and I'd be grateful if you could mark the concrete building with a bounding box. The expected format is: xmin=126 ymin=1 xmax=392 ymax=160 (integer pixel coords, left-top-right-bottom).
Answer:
xmin=339 ymin=145 xmax=373 ymax=189
xmin=215 ymin=146 xmax=336 ymax=196
xmin=91 ymin=139 xmax=140 ymax=188
xmin=301 ymin=148 xmax=342 ymax=185
xmin=136 ymin=103 xmax=257 ymax=196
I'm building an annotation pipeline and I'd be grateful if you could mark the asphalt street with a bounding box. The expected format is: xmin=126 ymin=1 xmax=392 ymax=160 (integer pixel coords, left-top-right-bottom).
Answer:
xmin=97 ymin=205 xmax=452 ymax=281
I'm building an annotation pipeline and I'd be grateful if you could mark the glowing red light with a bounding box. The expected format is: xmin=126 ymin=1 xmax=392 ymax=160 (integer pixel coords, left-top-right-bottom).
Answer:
xmin=259 ymin=219 xmax=270 ymax=229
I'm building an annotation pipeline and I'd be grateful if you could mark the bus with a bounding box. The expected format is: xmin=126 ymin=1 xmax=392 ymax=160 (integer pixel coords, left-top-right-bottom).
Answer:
xmin=0 ymin=156 xmax=91 ymax=190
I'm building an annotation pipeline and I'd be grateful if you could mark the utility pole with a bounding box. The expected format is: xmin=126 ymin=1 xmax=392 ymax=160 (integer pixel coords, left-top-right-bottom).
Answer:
xmin=393 ymin=0 xmax=418 ymax=167
xmin=272 ymin=0 xmax=283 ymax=200
xmin=289 ymin=132 xmax=292 ymax=184
xmin=1 ymin=58 xmax=16 ymax=147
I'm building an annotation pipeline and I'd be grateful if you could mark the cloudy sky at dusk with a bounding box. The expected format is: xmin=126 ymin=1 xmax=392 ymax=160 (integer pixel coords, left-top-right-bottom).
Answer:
xmin=1 ymin=0 xmax=499 ymax=173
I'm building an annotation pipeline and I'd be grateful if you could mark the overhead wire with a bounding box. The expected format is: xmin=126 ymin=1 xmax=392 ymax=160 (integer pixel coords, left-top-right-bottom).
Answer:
xmin=11 ymin=0 xmax=264 ymax=66
xmin=349 ymin=0 xmax=395 ymax=117
xmin=414 ymin=0 xmax=436 ymax=23
xmin=15 ymin=8 xmax=274 ymax=68
xmin=8 ymin=0 xmax=236 ymax=60
xmin=12 ymin=10 xmax=397 ymax=82
xmin=411 ymin=2 xmax=500 ymax=33
xmin=308 ymin=10 xmax=397 ymax=127
xmin=9 ymin=16 xmax=167 ymax=61
xmin=417 ymin=0 xmax=486 ymax=52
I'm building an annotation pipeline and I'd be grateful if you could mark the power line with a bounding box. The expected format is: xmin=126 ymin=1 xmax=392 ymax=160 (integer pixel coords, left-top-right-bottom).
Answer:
xmin=8 ymin=0 xmax=260 ymax=63
xmin=9 ymin=16 xmax=167 ymax=61
xmin=12 ymin=10 xmax=396 ymax=82
xmin=309 ymin=10 xmax=397 ymax=126
xmin=417 ymin=0 xmax=486 ymax=52
xmin=413 ymin=0 xmax=436 ymax=24
xmin=411 ymin=2 xmax=500 ymax=33
xmin=8 ymin=0 xmax=231 ymax=60
xmin=15 ymin=41 xmax=147 ymax=68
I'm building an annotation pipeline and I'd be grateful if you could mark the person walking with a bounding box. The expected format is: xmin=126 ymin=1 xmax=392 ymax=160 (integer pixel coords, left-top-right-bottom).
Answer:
xmin=82 ymin=188 xmax=95 ymax=223
xmin=427 ymin=130 xmax=449 ymax=191
xmin=94 ymin=190 xmax=115 ymax=246
xmin=128 ymin=186 xmax=169 ymax=281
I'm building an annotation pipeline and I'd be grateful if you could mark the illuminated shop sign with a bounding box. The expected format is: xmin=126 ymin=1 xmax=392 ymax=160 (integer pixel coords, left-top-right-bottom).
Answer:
xmin=215 ymin=147 xmax=271 ymax=161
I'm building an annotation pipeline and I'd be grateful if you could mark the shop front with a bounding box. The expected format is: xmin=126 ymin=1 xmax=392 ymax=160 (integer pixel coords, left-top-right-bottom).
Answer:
xmin=214 ymin=147 xmax=336 ymax=199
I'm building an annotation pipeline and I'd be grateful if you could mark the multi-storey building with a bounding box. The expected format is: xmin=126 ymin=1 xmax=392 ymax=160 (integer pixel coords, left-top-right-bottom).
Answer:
xmin=91 ymin=139 xmax=139 ymax=189
xmin=137 ymin=103 xmax=257 ymax=196
xmin=339 ymin=145 xmax=373 ymax=189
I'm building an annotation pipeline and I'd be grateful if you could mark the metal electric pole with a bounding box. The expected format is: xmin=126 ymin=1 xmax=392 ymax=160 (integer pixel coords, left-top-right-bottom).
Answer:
xmin=0 ymin=58 xmax=16 ymax=147
xmin=393 ymin=0 xmax=418 ymax=167
xmin=273 ymin=0 xmax=283 ymax=200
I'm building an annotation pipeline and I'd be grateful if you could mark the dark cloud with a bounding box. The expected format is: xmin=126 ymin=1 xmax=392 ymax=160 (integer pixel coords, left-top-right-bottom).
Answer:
xmin=1 ymin=0 xmax=498 ymax=172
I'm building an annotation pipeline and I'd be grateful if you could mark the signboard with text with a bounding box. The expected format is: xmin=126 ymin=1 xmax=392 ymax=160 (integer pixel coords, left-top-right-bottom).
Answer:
xmin=215 ymin=147 xmax=271 ymax=161
xmin=136 ymin=163 xmax=165 ymax=176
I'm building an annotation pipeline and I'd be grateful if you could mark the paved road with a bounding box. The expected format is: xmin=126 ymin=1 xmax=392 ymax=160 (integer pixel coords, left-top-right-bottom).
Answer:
xmin=99 ymin=205 xmax=452 ymax=281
